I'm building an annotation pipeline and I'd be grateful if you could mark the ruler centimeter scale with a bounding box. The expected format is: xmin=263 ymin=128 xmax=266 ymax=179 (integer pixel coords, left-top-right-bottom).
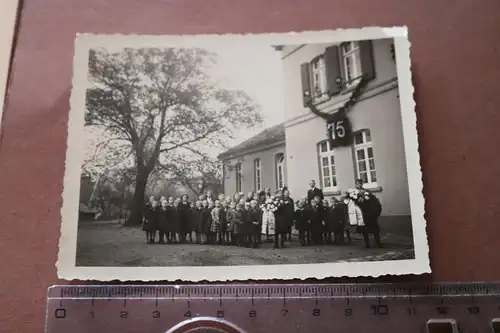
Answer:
xmin=46 ymin=283 xmax=500 ymax=333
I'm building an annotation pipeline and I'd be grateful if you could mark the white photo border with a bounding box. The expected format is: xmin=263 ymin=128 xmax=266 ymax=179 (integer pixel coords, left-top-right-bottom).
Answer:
xmin=57 ymin=26 xmax=430 ymax=281
xmin=0 ymin=0 xmax=20 ymax=133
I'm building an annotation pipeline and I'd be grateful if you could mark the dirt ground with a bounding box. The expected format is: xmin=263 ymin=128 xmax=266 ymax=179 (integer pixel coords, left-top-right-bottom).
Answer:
xmin=75 ymin=221 xmax=415 ymax=267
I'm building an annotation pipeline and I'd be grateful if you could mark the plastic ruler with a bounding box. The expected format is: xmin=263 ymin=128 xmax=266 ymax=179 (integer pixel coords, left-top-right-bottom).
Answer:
xmin=46 ymin=283 xmax=500 ymax=333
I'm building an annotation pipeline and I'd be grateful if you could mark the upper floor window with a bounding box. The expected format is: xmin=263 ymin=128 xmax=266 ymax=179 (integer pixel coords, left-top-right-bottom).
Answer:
xmin=300 ymin=40 xmax=375 ymax=107
xmin=310 ymin=55 xmax=328 ymax=102
xmin=254 ymin=158 xmax=262 ymax=192
xmin=354 ymin=129 xmax=377 ymax=187
xmin=341 ymin=41 xmax=362 ymax=87
xmin=318 ymin=141 xmax=338 ymax=191
xmin=275 ymin=153 xmax=285 ymax=190
xmin=235 ymin=163 xmax=242 ymax=193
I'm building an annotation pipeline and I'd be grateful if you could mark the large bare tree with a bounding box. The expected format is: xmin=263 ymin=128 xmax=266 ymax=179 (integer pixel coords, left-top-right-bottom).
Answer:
xmin=85 ymin=47 xmax=262 ymax=225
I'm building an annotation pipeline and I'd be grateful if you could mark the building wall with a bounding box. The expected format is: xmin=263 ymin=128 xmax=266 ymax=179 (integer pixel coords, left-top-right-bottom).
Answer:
xmin=282 ymin=38 xmax=397 ymax=122
xmin=285 ymin=88 xmax=409 ymax=215
xmin=282 ymin=39 xmax=412 ymax=236
xmin=222 ymin=143 xmax=287 ymax=195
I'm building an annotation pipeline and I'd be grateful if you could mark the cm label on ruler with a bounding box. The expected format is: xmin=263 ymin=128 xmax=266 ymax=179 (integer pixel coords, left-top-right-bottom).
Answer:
xmin=46 ymin=284 xmax=500 ymax=333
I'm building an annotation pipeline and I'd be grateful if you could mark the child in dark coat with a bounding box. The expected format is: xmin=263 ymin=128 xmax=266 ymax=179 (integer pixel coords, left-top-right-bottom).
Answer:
xmin=143 ymin=201 xmax=159 ymax=244
xmin=294 ymin=199 xmax=311 ymax=246
xmin=232 ymin=204 xmax=244 ymax=246
xmin=282 ymin=190 xmax=295 ymax=242
xmin=200 ymin=200 xmax=211 ymax=244
xmin=158 ymin=200 xmax=170 ymax=244
xmin=170 ymin=200 xmax=181 ymax=244
xmin=210 ymin=200 xmax=222 ymax=245
xmin=249 ymin=200 xmax=262 ymax=248
xmin=190 ymin=201 xmax=202 ymax=244
xmin=331 ymin=198 xmax=351 ymax=245
xmin=309 ymin=197 xmax=324 ymax=245
xmin=177 ymin=195 xmax=191 ymax=243
xmin=189 ymin=202 xmax=200 ymax=244
xmin=218 ymin=201 xmax=227 ymax=245
xmin=323 ymin=200 xmax=335 ymax=244
xmin=225 ymin=201 xmax=237 ymax=245
xmin=242 ymin=201 xmax=252 ymax=247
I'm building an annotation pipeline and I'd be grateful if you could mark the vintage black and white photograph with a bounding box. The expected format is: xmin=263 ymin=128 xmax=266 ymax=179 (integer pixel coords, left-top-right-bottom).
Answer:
xmin=57 ymin=27 xmax=429 ymax=281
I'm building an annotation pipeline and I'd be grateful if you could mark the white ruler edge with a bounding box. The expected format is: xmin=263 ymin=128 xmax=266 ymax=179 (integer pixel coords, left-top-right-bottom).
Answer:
xmin=0 ymin=0 xmax=20 ymax=131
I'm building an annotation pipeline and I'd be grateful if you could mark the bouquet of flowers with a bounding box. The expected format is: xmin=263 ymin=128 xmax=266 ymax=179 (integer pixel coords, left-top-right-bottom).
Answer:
xmin=343 ymin=188 xmax=371 ymax=205
xmin=260 ymin=196 xmax=284 ymax=213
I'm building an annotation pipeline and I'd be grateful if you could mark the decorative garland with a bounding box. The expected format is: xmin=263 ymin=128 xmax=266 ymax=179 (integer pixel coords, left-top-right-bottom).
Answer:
xmin=306 ymin=76 xmax=370 ymax=148
xmin=306 ymin=75 xmax=369 ymax=121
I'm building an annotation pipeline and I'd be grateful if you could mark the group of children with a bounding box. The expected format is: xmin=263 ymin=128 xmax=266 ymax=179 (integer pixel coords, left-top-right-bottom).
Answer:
xmin=141 ymin=189 xmax=363 ymax=249
xmin=142 ymin=192 xmax=265 ymax=248
xmin=294 ymin=196 xmax=352 ymax=247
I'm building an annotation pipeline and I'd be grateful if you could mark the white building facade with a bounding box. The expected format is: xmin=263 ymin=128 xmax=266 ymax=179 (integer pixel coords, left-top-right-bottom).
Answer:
xmin=279 ymin=38 xmax=412 ymax=236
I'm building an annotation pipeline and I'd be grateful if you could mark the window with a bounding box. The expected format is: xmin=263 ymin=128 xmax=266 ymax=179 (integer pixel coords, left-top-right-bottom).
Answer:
xmin=300 ymin=40 xmax=374 ymax=107
xmin=354 ymin=130 xmax=377 ymax=187
xmin=341 ymin=41 xmax=362 ymax=87
xmin=235 ymin=163 xmax=242 ymax=193
xmin=310 ymin=56 xmax=328 ymax=102
xmin=254 ymin=158 xmax=262 ymax=192
xmin=275 ymin=153 xmax=285 ymax=190
xmin=318 ymin=141 xmax=338 ymax=191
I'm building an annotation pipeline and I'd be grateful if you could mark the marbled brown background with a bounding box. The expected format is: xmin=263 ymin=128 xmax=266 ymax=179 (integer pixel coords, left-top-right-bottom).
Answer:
xmin=1 ymin=0 xmax=500 ymax=332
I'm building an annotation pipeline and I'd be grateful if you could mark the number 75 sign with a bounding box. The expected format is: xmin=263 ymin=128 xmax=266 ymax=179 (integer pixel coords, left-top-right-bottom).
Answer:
xmin=326 ymin=110 xmax=353 ymax=148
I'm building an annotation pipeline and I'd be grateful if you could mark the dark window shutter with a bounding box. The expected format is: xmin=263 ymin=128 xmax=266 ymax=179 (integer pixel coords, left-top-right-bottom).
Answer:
xmin=359 ymin=40 xmax=376 ymax=81
xmin=300 ymin=62 xmax=312 ymax=106
xmin=324 ymin=46 xmax=342 ymax=96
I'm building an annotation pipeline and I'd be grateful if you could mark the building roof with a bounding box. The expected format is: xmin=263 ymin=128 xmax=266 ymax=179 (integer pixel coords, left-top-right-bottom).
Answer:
xmin=218 ymin=123 xmax=285 ymax=160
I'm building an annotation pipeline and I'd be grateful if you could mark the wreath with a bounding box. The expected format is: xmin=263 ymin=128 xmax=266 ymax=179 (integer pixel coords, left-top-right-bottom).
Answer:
xmin=305 ymin=75 xmax=370 ymax=121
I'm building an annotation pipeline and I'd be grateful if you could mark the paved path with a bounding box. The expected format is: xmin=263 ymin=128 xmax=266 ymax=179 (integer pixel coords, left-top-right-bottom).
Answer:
xmin=75 ymin=222 xmax=415 ymax=267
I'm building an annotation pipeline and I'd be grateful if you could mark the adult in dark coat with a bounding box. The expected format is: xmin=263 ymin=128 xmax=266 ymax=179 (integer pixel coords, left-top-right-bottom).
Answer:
xmin=355 ymin=179 xmax=383 ymax=248
xmin=356 ymin=179 xmax=382 ymax=248
xmin=307 ymin=180 xmax=324 ymax=207
xmin=281 ymin=190 xmax=295 ymax=241
xmin=177 ymin=195 xmax=191 ymax=243
xmin=273 ymin=194 xmax=290 ymax=249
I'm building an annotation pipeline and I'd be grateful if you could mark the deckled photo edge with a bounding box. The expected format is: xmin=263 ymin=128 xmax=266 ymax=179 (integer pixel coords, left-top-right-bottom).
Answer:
xmin=73 ymin=26 xmax=407 ymax=49
xmin=62 ymin=258 xmax=430 ymax=282
xmin=392 ymin=36 xmax=429 ymax=266
xmin=56 ymin=34 xmax=91 ymax=274
xmin=57 ymin=26 xmax=429 ymax=282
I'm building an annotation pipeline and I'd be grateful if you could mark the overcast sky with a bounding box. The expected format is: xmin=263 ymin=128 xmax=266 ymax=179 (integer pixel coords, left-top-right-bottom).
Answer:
xmin=205 ymin=43 xmax=285 ymax=147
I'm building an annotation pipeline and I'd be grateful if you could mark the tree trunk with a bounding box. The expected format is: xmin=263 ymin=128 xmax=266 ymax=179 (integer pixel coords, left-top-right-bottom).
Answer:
xmin=124 ymin=169 xmax=149 ymax=226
